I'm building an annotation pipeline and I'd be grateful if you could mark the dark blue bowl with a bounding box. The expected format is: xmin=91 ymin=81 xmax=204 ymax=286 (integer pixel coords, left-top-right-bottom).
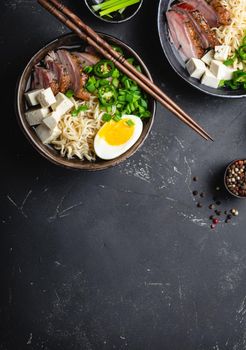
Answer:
xmin=157 ymin=0 xmax=246 ymax=98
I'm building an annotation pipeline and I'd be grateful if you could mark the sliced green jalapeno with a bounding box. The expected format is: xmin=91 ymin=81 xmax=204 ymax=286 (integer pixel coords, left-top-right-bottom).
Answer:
xmin=98 ymin=85 xmax=117 ymax=106
xmin=94 ymin=60 xmax=115 ymax=78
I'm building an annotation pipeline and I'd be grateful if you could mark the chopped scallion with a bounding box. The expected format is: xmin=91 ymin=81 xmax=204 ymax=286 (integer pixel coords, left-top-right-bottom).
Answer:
xmin=102 ymin=113 xmax=112 ymax=122
xmin=84 ymin=66 xmax=93 ymax=73
xmin=113 ymin=115 xmax=121 ymax=122
xmin=71 ymin=105 xmax=88 ymax=116
xmin=126 ymin=119 xmax=135 ymax=127
xmin=92 ymin=0 xmax=140 ymax=17
xmin=65 ymin=89 xmax=74 ymax=98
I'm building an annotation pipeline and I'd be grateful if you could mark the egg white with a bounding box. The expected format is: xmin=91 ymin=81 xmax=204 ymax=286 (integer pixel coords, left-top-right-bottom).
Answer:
xmin=94 ymin=115 xmax=143 ymax=160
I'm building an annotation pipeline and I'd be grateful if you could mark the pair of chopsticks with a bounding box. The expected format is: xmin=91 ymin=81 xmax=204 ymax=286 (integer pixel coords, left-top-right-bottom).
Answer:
xmin=38 ymin=0 xmax=213 ymax=141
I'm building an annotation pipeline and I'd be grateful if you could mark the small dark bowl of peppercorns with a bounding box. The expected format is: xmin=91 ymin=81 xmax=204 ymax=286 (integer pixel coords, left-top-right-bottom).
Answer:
xmin=224 ymin=159 xmax=246 ymax=198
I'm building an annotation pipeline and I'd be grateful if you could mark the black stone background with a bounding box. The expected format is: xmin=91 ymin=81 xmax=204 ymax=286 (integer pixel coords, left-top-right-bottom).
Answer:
xmin=1 ymin=1 xmax=246 ymax=349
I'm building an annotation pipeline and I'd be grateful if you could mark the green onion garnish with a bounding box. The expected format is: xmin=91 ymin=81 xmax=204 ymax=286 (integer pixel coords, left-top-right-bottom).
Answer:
xmin=86 ymin=83 xmax=96 ymax=93
xmin=71 ymin=105 xmax=88 ymax=116
xmin=65 ymin=89 xmax=74 ymax=98
xmin=113 ymin=115 xmax=121 ymax=122
xmin=82 ymin=54 xmax=150 ymax=119
xmin=102 ymin=113 xmax=112 ymax=122
xmin=84 ymin=66 xmax=93 ymax=73
xmin=126 ymin=119 xmax=135 ymax=127
xmin=224 ymin=54 xmax=237 ymax=66
xmin=92 ymin=0 xmax=140 ymax=17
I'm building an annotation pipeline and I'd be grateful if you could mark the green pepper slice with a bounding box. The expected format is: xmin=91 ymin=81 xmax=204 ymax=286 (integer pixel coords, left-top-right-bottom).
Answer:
xmin=94 ymin=59 xmax=115 ymax=78
xmin=98 ymin=85 xmax=117 ymax=106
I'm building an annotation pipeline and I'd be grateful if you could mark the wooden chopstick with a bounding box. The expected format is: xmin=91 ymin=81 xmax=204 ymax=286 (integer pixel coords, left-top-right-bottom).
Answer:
xmin=47 ymin=0 xmax=213 ymax=142
xmin=38 ymin=0 xmax=213 ymax=141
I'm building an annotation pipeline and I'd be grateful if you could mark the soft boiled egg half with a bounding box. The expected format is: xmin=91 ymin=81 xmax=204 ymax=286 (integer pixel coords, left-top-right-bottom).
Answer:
xmin=94 ymin=115 xmax=143 ymax=160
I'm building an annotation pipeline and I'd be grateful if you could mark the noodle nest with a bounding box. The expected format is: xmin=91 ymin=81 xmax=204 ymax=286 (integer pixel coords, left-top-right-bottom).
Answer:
xmin=213 ymin=0 xmax=246 ymax=69
xmin=52 ymin=96 xmax=104 ymax=161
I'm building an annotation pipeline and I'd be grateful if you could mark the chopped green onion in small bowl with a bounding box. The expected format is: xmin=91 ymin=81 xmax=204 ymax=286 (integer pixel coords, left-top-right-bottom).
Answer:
xmin=84 ymin=0 xmax=143 ymax=23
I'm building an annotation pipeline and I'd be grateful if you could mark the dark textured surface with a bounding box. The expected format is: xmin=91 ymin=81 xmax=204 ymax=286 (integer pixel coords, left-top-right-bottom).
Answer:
xmin=1 ymin=1 xmax=246 ymax=349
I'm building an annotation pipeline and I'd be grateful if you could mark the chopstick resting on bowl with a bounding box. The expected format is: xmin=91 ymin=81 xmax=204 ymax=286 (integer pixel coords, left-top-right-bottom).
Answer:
xmin=38 ymin=0 xmax=213 ymax=141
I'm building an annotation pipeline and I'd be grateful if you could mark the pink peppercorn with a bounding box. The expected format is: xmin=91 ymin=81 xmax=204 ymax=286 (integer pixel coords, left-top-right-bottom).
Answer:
xmin=213 ymin=218 xmax=219 ymax=225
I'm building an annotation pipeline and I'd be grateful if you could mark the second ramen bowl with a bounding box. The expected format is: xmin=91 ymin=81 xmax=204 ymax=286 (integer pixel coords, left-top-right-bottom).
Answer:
xmin=16 ymin=33 xmax=156 ymax=170
xmin=157 ymin=0 xmax=246 ymax=98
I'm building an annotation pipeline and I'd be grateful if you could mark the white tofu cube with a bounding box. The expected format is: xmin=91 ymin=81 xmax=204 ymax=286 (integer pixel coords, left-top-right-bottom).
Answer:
xmin=25 ymin=89 xmax=44 ymax=106
xmin=35 ymin=124 xmax=61 ymax=144
xmin=51 ymin=92 xmax=74 ymax=115
xmin=43 ymin=111 xmax=61 ymax=130
xmin=186 ymin=58 xmax=206 ymax=79
xmin=201 ymin=50 xmax=214 ymax=66
xmin=37 ymin=87 xmax=56 ymax=108
xmin=201 ymin=69 xmax=220 ymax=89
xmin=210 ymin=60 xmax=234 ymax=80
xmin=214 ymin=45 xmax=230 ymax=61
xmin=221 ymin=67 xmax=234 ymax=80
xmin=25 ymin=107 xmax=49 ymax=126
xmin=210 ymin=60 xmax=223 ymax=77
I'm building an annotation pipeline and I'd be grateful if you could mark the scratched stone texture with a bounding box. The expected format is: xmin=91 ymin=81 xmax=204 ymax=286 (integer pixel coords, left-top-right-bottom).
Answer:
xmin=1 ymin=0 xmax=246 ymax=349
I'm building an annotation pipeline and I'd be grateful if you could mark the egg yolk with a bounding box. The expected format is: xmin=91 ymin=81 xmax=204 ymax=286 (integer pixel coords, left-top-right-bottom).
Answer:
xmin=98 ymin=119 xmax=135 ymax=146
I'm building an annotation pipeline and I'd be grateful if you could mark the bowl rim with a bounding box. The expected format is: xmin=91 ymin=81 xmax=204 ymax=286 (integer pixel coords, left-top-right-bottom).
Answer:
xmin=84 ymin=0 xmax=143 ymax=24
xmin=224 ymin=159 xmax=246 ymax=199
xmin=157 ymin=0 xmax=246 ymax=99
xmin=16 ymin=32 xmax=156 ymax=171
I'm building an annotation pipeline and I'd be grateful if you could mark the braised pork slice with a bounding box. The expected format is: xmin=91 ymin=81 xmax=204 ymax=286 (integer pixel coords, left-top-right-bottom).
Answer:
xmin=174 ymin=3 xmax=219 ymax=48
xmin=191 ymin=10 xmax=219 ymax=47
xmin=210 ymin=0 xmax=231 ymax=25
xmin=57 ymin=50 xmax=81 ymax=92
xmin=57 ymin=50 xmax=90 ymax=100
xmin=182 ymin=0 xmax=218 ymax=27
xmin=85 ymin=45 xmax=100 ymax=56
xmin=72 ymin=52 xmax=100 ymax=67
xmin=32 ymin=66 xmax=59 ymax=95
xmin=166 ymin=10 xmax=205 ymax=59
xmin=45 ymin=51 xmax=71 ymax=93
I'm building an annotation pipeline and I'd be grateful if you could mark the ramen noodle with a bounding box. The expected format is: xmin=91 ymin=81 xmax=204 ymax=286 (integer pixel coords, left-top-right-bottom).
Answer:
xmin=52 ymin=96 xmax=104 ymax=161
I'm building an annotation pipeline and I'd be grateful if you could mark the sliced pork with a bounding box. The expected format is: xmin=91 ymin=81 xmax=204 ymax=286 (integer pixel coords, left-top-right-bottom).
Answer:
xmin=85 ymin=45 xmax=100 ymax=56
xmin=72 ymin=52 xmax=100 ymax=67
xmin=174 ymin=3 xmax=219 ymax=48
xmin=31 ymin=48 xmax=98 ymax=101
xmin=45 ymin=51 xmax=71 ymax=93
xmin=166 ymin=10 xmax=205 ymax=59
xmin=191 ymin=10 xmax=219 ymax=47
xmin=32 ymin=66 xmax=59 ymax=95
xmin=75 ymin=87 xmax=91 ymax=101
xmin=181 ymin=0 xmax=218 ymax=27
xmin=210 ymin=0 xmax=231 ymax=25
xmin=57 ymin=50 xmax=90 ymax=100
xmin=57 ymin=50 xmax=81 ymax=93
